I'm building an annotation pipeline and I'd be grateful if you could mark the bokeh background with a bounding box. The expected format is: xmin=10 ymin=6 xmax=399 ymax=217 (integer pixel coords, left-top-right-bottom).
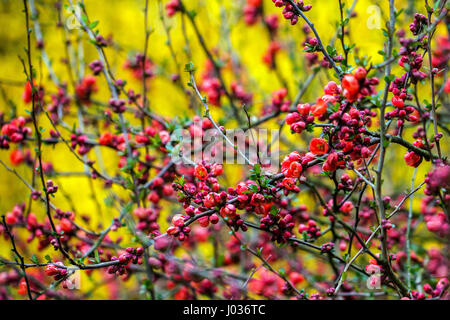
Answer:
xmin=0 ymin=0 xmax=447 ymax=299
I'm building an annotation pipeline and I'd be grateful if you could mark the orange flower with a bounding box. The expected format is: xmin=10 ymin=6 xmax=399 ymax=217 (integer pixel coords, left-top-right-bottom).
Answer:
xmin=17 ymin=279 xmax=28 ymax=295
xmin=99 ymin=132 xmax=113 ymax=146
xmin=342 ymin=74 xmax=359 ymax=95
xmin=194 ymin=164 xmax=208 ymax=180
xmin=309 ymin=138 xmax=329 ymax=155
xmin=281 ymin=151 xmax=303 ymax=178
xmin=9 ymin=149 xmax=25 ymax=166
xmin=22 ymin=81 xmax=33 ymax=104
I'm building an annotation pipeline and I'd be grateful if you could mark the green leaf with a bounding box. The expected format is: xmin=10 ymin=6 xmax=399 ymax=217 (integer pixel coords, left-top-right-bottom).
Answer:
xmin=326 ymin=45 xmax=337 ymax=57
xmin=187 ymin=10 xmax=197 ymax=19
xmin=123 ymin=202 xmax=133 ymax=214
xmin=94 ymin=250 xmax=101 ymax=263
xmin=89 ymin=20 xmax=99 ymax=29
xmin=270 ymin=205 xmax=279 ymax=217
xmin=184 ymin=61 xmax=195 ymax=73
xmin=81 ymin=14 xmax=88 ymax=25
xmin=433 ymin=1 xmax=440 ymax=12
xmin=104 ymin=195 xmax=114 ymax=207
xmin=175 ymin=175 xmax=186 ymax=187
xmin=395 ymin=8 xmax=404 ymax=18
xmin=302 ymin=230 xmax=309 ymax=240
xmin=31 ymin=254 xmax=39 ymax=265
xmin=384 ymin=74 xmax=396 ymax=83
xmin=382 ymin=137 xmax=391 ymax=148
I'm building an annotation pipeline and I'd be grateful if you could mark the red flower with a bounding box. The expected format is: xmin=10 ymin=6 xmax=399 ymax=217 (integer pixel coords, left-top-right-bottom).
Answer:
xmin=165 ymin=0 xmax=181 ymax=17
xmin=285 ymin=112 xmax=301 ymax=125
xmin=99 ymin=132 xmax=113 ymax=146
xmin=444 ymin=78 xmax=450 ymax=93
xmin=5 ymin=211 xmax=18 ymax=225
xmin=282 ymin=178 xmax=297 ymax=190
xmin=426 ymin=213 xmax=446 ymax=233
xmin=198 ymin=216 xmax=210 ymax=228
xmin=263 ymin=41 xmax=281 ymax=68
xmin=309 ymin=138 xmax=329 ymax=155
xmin=75 ymin=75 xmax=97 ymax=104
xmin=324 ymin=81 xmax=340 ymax=95
xmin=22 ymin=81 xmax=44 ymax=104
xmin=249 ymin=269 xmax=284 ymax=298
xmin=203 ymin=193 xmax=216 ymax=208
xmin=342 ymin=74 xmax=359 ymax=102
xmin=171 ymin=214 xmax=185 ymax=227
xmin=166 ymin=226 xmax=178 ymax=236
xmin=10 ymin=149 xmax=25 ymax=166
xmin=289 ymin=272 xmax=305 ymax=285
xmin=174 ymin=287 xmax=192 ymax=300
xmin=340 ymin=201 xmax=354 ymax=215
xmin=220 ymin=203 xmax=237 ymax=219
xmin=194 ymin=164 xmax=208 ymax=180
xmin=342 ymin=74 xmax=359 ymax=95
xmin=236 ymin=181 xmax=256 ymax=195
xmin=118 ymin=156 xmax=127 ymax=169
xmin=45 ymin=264 xmax=61 ymax=276
xmin=59 ymin=218 xmax=73 ymax=233
xmin=322 ymin=152 xmax=341 ymax=171
xmin=391 ymin=96 xmax=404 ymax=108
xmin=17 ymin=279 xmax=28 ymax=295
xmin=248 ymin=0 xmax=262 ymax=5
xmin=354 ymin=67 xmax=367 ymax=80
xmin=135 ymin=134 xmax=149 ymax=145
xmin=281 ymin=151 xmax=303 ymax=178
xmin=297 ymin=103 xmax=311 ymax=115
xmin=211 ymin=163 xmax=223 ymax=176
xmin=1 ymin=117 xmax=31 ymax=144
xmin=272 ymin=88 xmax=288 ymax=105
xmin=311 ymin=98 xmax=327 ymax=118
xmin=404 ymin=151 xmax=422 ymax=167
xmin=312 ymin=95 xmax=335 ymax=117
xmin=23 ymin=81 xmax=33 ymax=104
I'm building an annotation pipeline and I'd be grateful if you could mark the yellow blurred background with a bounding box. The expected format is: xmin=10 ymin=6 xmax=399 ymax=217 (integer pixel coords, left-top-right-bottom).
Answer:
xmin=0 ymin=0 xmax=447 ymax=299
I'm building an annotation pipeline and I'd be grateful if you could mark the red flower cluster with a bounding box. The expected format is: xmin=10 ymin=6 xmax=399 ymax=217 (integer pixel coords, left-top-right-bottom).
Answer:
xmin=1 ymin=117 xmax=32 ymax=148
xmin=23 ymin=81 xmax=44 ymax=105
xmin=263 ymin=41 xmax=281 ymax=69
xmin=165 ymin=0 xmax=182 ymax=17
xmin=243 ymin=0 xmax=262 ymax=25
xmin=285 ymin=103 xmax=315 ymax=134
xmin=123 ymin=53 xmax=155 ymax=80
xmin=75 ymin=76 xmax=97 ymax=104
xmin=272 ymin=0 xmax=312 ymax=25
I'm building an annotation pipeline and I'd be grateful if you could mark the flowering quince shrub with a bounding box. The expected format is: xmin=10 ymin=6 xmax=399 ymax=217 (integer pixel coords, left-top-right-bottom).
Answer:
xmin=0 ymin=0 xmax=448 ymax=301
